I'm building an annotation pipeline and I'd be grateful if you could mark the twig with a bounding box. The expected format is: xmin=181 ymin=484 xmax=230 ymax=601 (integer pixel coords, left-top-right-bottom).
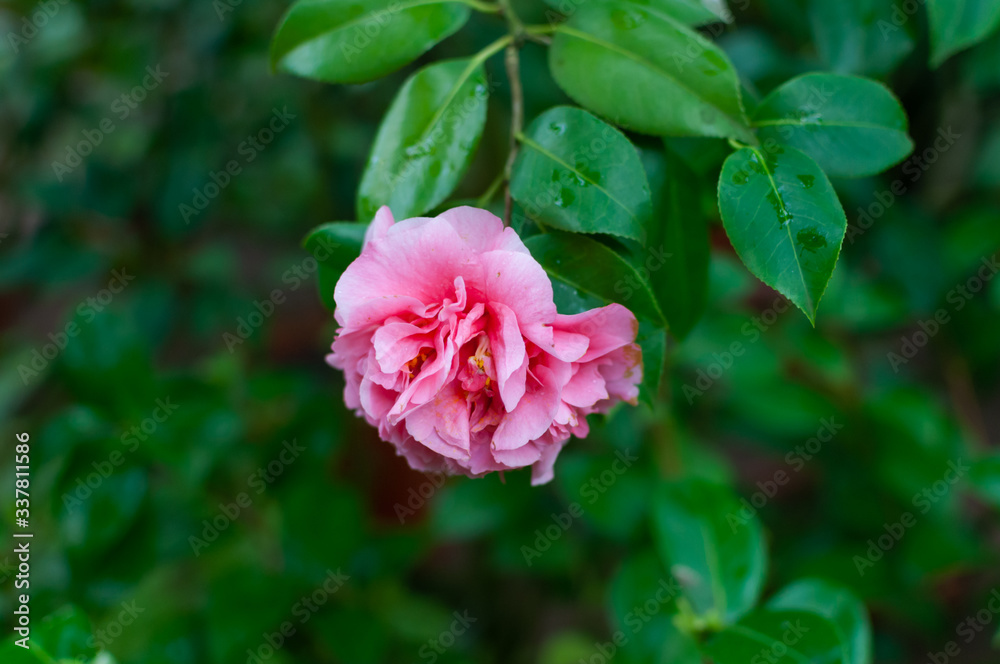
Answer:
xmin=503 ymin=43 xmax=523 ymax=226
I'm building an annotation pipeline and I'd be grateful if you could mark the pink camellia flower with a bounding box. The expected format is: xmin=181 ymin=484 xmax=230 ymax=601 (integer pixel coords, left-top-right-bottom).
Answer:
xmin=327 ymin=206 xmax=642 ymax=485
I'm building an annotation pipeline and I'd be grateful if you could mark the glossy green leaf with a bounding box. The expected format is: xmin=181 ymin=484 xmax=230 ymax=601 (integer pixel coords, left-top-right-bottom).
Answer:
xmin=303 ymin=221 xmax=368 ymax=311
xmin=651 ymin=478 xmax=767 ymax=624
xmin=511 ymin=106 xmax=651 ymax=240
xmin=643 ymin=146 xmax=709 ymax=339
xmin=753 ymin=73 xmax=913 ymax=178
xmin=357 ymin=57 xmax=489 ymax=221
xmin=549 ymin=2 xmax=752 ymax=141
xmin=526 ymin=233 xmax=667 ymax=402
xmin=769 ymin=579 xmax=873 ymax=664
xmin=703 ymin=609 xmax=846 ymax=664
xmin=270 ymin=0 xmax=470 ymax=84
xmin=806 ymin=0 xmax=914 ymax=77
xmin=636 ymin=320 xmax=667 ymax=404
xmin=718 ymin=145 xmax=847 ymax=323
xmin=524 ymin=232 xmax=666 ymax=326
xmin=927 ymin=0 xmax=1000 ymax=66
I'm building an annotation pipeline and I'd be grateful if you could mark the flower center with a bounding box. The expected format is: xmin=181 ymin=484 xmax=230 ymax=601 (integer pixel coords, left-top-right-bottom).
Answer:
xmin=406 ymin=350 xmax=431 ymax=375
xmin=460 ymin=334 xmax=494 ymax=393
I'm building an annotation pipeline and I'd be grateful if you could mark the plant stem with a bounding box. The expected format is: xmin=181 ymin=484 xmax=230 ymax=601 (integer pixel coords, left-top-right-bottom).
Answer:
xmin=498 ymin=0 xmax=525 ymax=36
xmin=502 ymin=42 xmax=523 ymax=226
xmin=475 ymin=170 xmax=506 ymax=208
xmin=468 ymin=34 xmax=514 ymax=69
xmin=493 ymin=0 xmax=537 ymax=225
xmin=524 ymin=23 xmax=558 ymax=35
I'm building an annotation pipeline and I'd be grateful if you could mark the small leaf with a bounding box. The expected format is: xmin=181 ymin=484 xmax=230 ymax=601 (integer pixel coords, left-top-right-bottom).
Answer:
xmin=753 ymin=73 xmax=913 ymax=178
xmin=718 ymin=145 xmax=847 ymax=323
xmin=651 ymin=478 xmax=767 ymax=624
xmin=32 ymin=605 xmax=98 ymax=661
xmin=636 ymin=320 xmax=667 ymax=405
xmin=927 ymin=0 xmax=1000 ymax=66
xmin=702 ymin=609 xmax=847 ymax=664
xmin=58 ymin=467 xmax=147 ymax=555
xmin=271 ymin=0 xmax=470 ymax=84
xmin=768 ymin=579 xmax=873 ymax=664
xmin=511 ymin=106 xmax=651 ymax=241
xmin=549 ymin=2 xmax=752 ymax=140
xmin=357 ymin=57 xmax=489 ymax=221
xmin=303 ymin=222 xmax=368 ymax=311
xmin=524 ymin=232 xmax=666 ymax=326
xmin=969 ymin=453 xmax=1000 ymax=510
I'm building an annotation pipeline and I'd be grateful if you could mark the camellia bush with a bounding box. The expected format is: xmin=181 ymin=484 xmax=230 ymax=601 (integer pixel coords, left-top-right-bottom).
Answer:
xmin=266 ymin=0 xmax=998 ymax=661
xmin=2 ymin=0 xmax=1000 ymax=662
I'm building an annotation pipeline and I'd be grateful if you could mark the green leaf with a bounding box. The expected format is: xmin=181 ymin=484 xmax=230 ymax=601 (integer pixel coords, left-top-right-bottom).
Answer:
xmin=59 ymin=467 xmax=147 ymax=555
xmin=303 ymin=222 xmax=368 ymax=311
xmin=702 ymin=609 xmax=846 ymax=664
xmin=32 ymin=605 xmax=98 ymax=661
xmin=636 ymin=320 xmax=667 ymax=405
xmin=524 ymin=232 xmax=665 ymax=326
xmin=511 ymin=106 xmax=651 ymax=241
xmin=651 ymin=478 xmax=767 ymax=624
xmin=270 ymin=0 xmax=470 ymax=84
xmin=357 ymin=57 xmax=489 ymax=221
xmin=718 ymin=145 xmax=847 ymax=323
xmin=753 ymin=73 xmax=913 ymax=178
xmin=527 ymin=232 xmax=667 ymax=403
xmin=768 ymin=579 xmax=873 ymax=664
xmin=806 ymin=0 xmax=914 ymax=77
xmin=549 ymin=2 xmax=752 ymax=141
xmin=642 ymin=146 xmax=709 ymax=339
xmin=927 ymin=0 xmax=1000 ymax=66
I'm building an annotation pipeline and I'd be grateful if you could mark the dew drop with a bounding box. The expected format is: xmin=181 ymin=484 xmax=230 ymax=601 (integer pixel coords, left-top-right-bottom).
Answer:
xmin=767 ymin=191 xmax=793 ymax=225
xmin=549 ymin=122 xmax=566 ymax=135
xmin=797 ymin=174 xmax=815 ymax=189
xmin=796 ymin=111 xmax=822 ymax=125
xmin=555 ymin=188 xmax=576 ymax=207
xmin=796 ymin=228 xmax=827 ymax=251
xmin=731 ymin=171 xmax=749 ymax=185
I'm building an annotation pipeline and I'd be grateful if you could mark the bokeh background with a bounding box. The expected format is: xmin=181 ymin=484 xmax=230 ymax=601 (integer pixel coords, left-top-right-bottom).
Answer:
xmin=2 ymin=0 xmax=1000 ymax=662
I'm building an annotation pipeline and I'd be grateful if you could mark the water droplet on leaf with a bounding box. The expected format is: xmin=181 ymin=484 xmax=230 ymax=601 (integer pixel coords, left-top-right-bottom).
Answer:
xmin=555 ymin=188 xmax=576 ymax=207
xmin=796 ymin=228 xmax=827 ymax=251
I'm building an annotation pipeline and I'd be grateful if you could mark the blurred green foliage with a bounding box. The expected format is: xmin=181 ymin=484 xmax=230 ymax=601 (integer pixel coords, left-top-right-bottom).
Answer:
xmin=1 ymin=0 xmax=1000 ymax=663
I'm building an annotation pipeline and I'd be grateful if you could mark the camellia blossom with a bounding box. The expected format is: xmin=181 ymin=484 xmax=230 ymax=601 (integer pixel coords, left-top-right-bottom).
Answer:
xmin=327 ymin=206 xmax=642 ymax=484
